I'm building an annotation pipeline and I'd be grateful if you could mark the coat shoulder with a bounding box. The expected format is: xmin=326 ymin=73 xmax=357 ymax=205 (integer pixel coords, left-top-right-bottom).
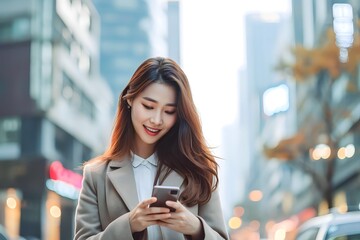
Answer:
xmin=83 ymin=157 xmax=109 ymax=175
xmin=83 ymin=156 xmax=130 ymax=175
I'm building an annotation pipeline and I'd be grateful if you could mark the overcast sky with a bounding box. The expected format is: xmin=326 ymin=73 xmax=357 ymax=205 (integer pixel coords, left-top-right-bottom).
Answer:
xmin=180 ymin=0 xmax=292 ymax=148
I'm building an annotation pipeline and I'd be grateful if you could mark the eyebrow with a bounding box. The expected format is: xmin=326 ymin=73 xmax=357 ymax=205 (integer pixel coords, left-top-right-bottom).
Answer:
xmin=142 ymin=97 xmax=176 ymax=107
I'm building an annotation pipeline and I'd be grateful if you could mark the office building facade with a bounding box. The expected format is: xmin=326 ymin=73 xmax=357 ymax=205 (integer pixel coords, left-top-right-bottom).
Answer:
xmin=0 ymin=0 xmax=113 ymax=239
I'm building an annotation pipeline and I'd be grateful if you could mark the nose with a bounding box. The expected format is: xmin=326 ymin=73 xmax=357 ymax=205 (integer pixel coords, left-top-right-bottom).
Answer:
xmin=150 ymin=111 xmax=163 ymax=125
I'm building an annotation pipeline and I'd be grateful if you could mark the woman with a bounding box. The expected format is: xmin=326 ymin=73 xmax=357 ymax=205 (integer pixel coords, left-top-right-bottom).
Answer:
xmin=74 ymin=57 xmax=229 ymax=240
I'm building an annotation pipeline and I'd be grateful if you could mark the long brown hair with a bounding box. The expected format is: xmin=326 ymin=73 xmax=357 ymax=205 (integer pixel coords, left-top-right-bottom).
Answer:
xmin=95 ymin=57 xmax=218 ymax=206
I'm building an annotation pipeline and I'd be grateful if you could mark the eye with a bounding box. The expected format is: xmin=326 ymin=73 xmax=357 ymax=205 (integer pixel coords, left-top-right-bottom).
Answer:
xmin=165 ymin=110 xmax=176 ymax=115
xmin=142 ymin=104 xmax=153 ymax=110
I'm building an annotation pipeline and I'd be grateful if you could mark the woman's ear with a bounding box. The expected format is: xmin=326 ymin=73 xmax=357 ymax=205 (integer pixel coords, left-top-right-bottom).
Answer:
xmin=126 ymin=99 xmax=132 ymax=107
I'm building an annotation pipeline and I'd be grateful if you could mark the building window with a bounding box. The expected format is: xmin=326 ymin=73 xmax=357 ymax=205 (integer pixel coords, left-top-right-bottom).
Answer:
xmin=0 ymin=16 xmax=31 ymax=42
xmin=61 ymin=27 xmax=72 ymax=54
xmin=62 ymin=73 xmax=94 ymax=120
xmin=62 ymin=74 xmax=76 ymax=102
xmin=54 ymin=126 xmax=73 ymax=165
xmin=0 ymin=118 xmax=21 ymax=159
xmin=79 ymin=4 xmax=91 ymax=31
xmin=80 ymin=93 xmax=94 ymax=119
xmin=69 ymin=41 xmax=90 ymax=75
xmin=58 ymin=0 xmax=92 ymax=33
xmin=0 ymin=118 xmax=20 ymax=144
xmin=79 ymin=50 xmax=90 ymax=74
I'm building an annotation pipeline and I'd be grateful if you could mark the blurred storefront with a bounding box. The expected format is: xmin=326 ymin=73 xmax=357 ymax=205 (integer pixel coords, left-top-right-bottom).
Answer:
xmin=0 ymin=0 xmax=113 ymax=239
xmin=0 ymin=159 xmax=82 ymax=239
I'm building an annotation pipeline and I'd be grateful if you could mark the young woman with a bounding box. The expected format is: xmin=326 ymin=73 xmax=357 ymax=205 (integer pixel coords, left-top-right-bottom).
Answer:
xmin=74 ymin=57 xmax=229 ymax=240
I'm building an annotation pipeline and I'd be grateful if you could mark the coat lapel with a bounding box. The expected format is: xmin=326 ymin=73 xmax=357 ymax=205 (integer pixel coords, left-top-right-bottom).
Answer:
xmin=107 ymin=158 xmax=139 ymax=211
xmin=161 ymin=169 xmax=184 ymax=189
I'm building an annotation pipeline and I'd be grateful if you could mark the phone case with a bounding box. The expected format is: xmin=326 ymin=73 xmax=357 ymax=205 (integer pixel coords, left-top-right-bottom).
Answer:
xmin=150 ymin=185 xmax=180 ymax=212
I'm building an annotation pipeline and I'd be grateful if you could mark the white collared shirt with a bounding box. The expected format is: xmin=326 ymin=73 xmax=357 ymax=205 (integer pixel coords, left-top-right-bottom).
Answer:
xmin=131 ymin=153 xmax=162 ymax=240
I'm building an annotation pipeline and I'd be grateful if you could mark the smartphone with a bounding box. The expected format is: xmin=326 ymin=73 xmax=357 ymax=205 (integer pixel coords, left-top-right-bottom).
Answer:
xmin=150 ymin=185 xmax=180 ymax=212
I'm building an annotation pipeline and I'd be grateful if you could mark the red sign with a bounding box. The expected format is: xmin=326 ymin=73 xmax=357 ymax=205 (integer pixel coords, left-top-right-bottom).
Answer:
xmin=49 ymin=161 xmax=83 ymax=189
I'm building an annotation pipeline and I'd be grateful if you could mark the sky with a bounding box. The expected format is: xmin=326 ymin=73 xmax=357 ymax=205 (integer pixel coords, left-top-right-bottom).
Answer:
xmin=180 ymin=0 xmax=292 ymax=150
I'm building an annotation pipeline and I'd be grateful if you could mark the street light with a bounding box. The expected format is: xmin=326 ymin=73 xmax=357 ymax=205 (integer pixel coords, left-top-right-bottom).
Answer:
xmin=332 ymin=3 xmax=354 ymax=63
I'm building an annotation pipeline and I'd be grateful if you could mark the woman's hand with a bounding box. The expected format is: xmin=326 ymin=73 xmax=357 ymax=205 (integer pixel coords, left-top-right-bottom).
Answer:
xmin=158 ymin=201 xmax=204 ymax=239
xmin=129 ymin=197 xmax=171 ymax=233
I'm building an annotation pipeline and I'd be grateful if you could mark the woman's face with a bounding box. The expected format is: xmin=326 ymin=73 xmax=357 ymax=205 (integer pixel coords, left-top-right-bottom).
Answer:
xmin=128 ymin=82 xmax=177 ymax=157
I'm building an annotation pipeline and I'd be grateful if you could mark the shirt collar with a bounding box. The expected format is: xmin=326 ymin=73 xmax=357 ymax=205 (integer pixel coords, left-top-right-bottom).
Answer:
xmin=131 ymin=152 xmax=158 ymax=168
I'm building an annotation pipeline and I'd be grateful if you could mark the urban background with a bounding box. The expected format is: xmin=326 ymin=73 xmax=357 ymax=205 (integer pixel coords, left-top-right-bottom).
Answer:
xmin=0 ymin=0 xmax=360 ymax=239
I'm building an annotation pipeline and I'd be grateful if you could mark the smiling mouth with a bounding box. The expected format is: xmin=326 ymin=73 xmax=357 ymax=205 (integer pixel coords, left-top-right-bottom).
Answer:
xmin=144 ymin=126 xmax=161 ymax=135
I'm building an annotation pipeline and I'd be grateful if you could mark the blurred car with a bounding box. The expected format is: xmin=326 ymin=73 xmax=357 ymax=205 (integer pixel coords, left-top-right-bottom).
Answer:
xmin=295 ymin=210 xmax=360 ymax=240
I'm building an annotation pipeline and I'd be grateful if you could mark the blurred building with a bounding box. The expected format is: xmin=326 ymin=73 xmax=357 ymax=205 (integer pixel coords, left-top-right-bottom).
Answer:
xmin=167 ymin=0 xmax=181 ymax=64
xmin=236 ymin=0 xmax=360 ymax=239
xmin=243 ymin=12 xmax=294 ymax=209
xmin=288 ymin=0 xmax=360 ymax=211
xmin=228 ymin=12 xmax=294 ymax=237
xmin=92 ymin=0 xmax=179 ymax=113
xmin=0 ymin=0 xmax=113 ymax=239
xmin=246 ymin=10 xmax=319 ymax=223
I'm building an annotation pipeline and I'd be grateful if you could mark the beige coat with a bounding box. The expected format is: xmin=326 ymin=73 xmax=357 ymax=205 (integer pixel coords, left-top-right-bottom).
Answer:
xmin=74 ymin=156 xmax=229 ymax=240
